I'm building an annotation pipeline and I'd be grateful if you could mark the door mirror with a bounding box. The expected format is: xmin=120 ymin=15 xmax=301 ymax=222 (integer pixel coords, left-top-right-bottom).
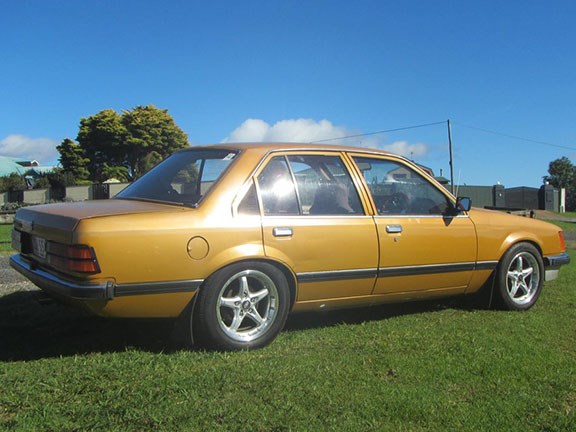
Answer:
xmin=456 ymin=197 xmax=471 ymax=212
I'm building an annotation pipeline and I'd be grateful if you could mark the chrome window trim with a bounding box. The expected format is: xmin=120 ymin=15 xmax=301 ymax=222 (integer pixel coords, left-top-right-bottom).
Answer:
xmin=263 ymin=215 xmax=374 ymax=219
xmin=374 ymin=214 xmax=470 ymax=219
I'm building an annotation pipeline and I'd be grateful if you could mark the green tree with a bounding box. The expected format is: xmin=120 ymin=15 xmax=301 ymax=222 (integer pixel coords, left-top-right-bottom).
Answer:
xmin=545 ymin=156 xmax=576 ymax=211
xmin=56 ymin=138 xmax=90 ymax=180
xmin=101 ymin=163 xmax=130 ymax=183
xmin=139 ymin=150 xmax=164 ymax=175
xmin=122 ymin=105 xmax=189 ymax=178
xmin=71 ymin=105 xmax=189 ymax=182
xmin=545 ymin=157 xmax=575 ymax=187
xmin=76 ymin=109 xmax=127 ymax=182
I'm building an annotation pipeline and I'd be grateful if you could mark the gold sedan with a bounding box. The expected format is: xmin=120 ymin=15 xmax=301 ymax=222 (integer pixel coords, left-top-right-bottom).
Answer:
xmin=10 ymin=143 xmax=570 ymax=350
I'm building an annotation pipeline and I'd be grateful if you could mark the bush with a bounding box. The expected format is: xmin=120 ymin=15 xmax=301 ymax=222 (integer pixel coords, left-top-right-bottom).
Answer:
xmin=0 ymin=173 xmax=26 ymax=194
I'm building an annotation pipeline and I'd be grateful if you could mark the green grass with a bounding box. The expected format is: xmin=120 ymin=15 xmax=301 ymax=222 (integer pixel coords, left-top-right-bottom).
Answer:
xmin=553 ymin=211 xmax=576 ymax=219
xmin=0 ymin=224 xmax=12 ymax=253
xmin=1 ymin=221 xmax=575 ymax=431
xmin=549 ymin=220 xmax=576 ymax=233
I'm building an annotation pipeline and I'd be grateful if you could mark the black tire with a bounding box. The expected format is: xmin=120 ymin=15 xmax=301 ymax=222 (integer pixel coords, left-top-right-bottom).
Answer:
xmin=494 ymin=243 xmax=544 ymax=310
xmin=192 ymin=262 xmax=290 ymax=351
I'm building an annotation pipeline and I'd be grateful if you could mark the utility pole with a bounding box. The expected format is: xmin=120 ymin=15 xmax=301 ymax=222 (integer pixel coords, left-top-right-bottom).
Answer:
xmin=447 ymin=119 xmax=454 ymax=194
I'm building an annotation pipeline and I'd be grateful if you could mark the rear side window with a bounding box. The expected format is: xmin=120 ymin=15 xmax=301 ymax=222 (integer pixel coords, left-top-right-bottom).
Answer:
xmin=257 ymin=154 xmax=363 ymax=216
xmin=117 ymin=149 xmax=238 ymax=206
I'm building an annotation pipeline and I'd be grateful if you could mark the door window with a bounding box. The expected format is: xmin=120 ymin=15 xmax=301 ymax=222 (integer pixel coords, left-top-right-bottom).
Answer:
xmin=353 ymin=157 xmax=451 ymax=216
xmin=257 ymin=154 xmax=363 ymax=216
xmin=257 ymin=157 xmax=300 ymax=216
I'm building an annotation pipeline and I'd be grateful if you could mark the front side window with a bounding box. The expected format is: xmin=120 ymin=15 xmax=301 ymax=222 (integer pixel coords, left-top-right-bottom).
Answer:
xmin=353 ymin=156 xmax=451 ymax=216
xmin=257 ymin=154 xmax=363 ymax=216
xmin=116 ymin=149 xmax=238 ymax=206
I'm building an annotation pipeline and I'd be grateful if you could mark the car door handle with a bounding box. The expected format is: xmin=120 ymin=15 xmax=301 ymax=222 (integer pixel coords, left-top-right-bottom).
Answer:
xmin=386 ymin=224 xmax=403 ymax=234
xmin=273 ymin=227 xmax=293 ymax=237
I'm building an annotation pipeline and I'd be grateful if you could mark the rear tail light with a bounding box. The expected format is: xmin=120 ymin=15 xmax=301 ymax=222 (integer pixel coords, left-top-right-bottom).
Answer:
xmin=46 ymin=242 xmax=101 ymax=274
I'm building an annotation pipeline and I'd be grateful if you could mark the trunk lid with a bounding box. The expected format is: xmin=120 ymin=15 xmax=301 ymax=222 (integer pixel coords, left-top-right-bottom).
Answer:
xmin=14 ymin=199 xmax=187 ymax=244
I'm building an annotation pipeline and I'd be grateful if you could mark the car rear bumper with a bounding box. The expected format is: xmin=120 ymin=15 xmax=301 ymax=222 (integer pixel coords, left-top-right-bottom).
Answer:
xmin=544 ymin=252 xmax=571 ymax=282
xmin=10 ymin=254 xmax=204 ymax=301
xmin=10 ymin=254 xmax=114 ymax=300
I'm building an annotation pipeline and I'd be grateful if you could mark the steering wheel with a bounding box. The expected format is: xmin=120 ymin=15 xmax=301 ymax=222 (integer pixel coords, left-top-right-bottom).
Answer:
xmin=383 ymin=192 xmax=409 ymax=214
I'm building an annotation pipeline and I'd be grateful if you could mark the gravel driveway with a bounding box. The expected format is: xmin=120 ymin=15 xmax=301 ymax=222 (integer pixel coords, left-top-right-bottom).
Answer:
xmin=0 ymin=255 xmax=37 ymax=297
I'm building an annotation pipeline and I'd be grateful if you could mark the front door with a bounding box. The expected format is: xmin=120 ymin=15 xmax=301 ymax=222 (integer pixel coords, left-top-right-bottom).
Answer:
xmin=350 ymin=155 xmax=477 ymax=297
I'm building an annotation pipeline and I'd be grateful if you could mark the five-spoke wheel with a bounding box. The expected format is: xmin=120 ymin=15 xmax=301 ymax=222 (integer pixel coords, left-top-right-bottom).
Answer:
xmin=191 ymin=262 xmax=290 ymax=351
xmin=216 ymin=269 xmax=279 ymax=342
xmin=495 ymin=243 xmax=544 ymax=310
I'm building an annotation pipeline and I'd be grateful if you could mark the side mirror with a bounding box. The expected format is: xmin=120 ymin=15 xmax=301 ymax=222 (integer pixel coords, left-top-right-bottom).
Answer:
xmin=456 ymin=196 xmax=471 ymax=212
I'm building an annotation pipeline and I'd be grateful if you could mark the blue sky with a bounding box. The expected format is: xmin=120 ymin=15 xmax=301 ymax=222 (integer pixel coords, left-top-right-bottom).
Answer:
xmin=2 ymin=0 xmax=576 ymax=187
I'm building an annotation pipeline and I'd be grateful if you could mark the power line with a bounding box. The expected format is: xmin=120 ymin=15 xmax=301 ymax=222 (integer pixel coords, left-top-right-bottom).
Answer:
xmin=311 ymin=118 xmax=576 ymax=152
xmin=310 ymin=120 xmax=447 ymax=143
xmin=453 ymin=121 xmax=576 ymax=151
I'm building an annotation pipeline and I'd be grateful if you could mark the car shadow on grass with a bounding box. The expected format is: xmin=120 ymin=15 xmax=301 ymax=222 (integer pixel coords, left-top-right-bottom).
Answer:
xmin=0 ymin=291 xmax=180 ymax=362
xmin=0 ymin=289 xmax=490 ymax=361
xmin=283 ymin=293 xmax=488 ymax=332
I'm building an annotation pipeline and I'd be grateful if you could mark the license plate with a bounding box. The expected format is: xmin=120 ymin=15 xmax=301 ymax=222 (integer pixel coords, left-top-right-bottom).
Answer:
xmin=11 ymin=229 xmax=22 ymax=252
xmin=31 ymin=236 xmax=47 ymax=259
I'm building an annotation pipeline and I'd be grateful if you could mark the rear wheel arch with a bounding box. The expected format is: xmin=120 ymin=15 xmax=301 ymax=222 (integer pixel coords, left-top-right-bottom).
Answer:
xmin=200 ymin=258 xmax=298 ymax=309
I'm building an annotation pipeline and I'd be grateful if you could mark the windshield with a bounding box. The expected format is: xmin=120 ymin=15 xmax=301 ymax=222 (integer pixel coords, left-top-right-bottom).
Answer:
xmin=116 ymin=149 xmax=239 ymax=206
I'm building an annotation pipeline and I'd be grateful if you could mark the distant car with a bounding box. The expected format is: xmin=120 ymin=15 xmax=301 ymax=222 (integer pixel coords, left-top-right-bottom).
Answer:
xmin=10 ymin=143 xmax=570 ymax=350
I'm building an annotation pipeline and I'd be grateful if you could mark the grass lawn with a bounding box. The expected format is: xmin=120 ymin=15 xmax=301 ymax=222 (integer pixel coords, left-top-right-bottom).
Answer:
xmin=0 ymin=221 xmax=575 ymax=431
xmin=0 ymin=224 xmax=12 ymax=253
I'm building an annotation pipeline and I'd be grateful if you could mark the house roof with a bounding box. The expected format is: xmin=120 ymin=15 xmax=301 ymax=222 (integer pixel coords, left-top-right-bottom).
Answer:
xmin=0 ymin=156 xmax=28 ymax=176
xmin=27 ymin=166 xmax=57 ymax=176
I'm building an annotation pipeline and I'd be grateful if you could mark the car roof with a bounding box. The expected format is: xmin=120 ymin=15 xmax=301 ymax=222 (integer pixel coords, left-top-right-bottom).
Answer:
xmin=179 ymin=142 xmax=399 ymax=158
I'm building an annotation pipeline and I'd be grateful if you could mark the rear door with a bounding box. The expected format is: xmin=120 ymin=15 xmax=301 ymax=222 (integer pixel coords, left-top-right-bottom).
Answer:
xmin=350 ymin=154 xmax=477 ymax=297
xmin=256 ymin=152 xmax=379 ymax=305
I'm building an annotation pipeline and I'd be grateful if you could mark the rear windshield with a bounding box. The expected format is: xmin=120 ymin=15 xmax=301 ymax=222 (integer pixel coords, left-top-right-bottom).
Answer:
xmin=116 ymin=149 xmax=239 ymax=206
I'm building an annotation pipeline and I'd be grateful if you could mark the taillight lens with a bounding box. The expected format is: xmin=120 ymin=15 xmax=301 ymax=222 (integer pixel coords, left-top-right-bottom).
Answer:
xmin=46 ymin=243 xmax=101 ymax=274
xmin=559 ymin=231 xmax=567 ymax=252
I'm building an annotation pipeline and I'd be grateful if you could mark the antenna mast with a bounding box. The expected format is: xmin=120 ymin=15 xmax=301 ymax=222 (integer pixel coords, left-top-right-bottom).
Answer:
xmin=447 ymin=119 xmax=454 ymax=194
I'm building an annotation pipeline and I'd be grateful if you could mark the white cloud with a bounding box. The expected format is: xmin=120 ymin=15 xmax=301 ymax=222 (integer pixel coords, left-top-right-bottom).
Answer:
xmin=222 ymin=118 xmax=428 ymax=158
xmin=0 ymin=134 xmax=60 ymax=164
xmin=222 ymin=118 xmax=351 ymax=144
xmin=381 ymin=140 xmax=428 ymax=158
